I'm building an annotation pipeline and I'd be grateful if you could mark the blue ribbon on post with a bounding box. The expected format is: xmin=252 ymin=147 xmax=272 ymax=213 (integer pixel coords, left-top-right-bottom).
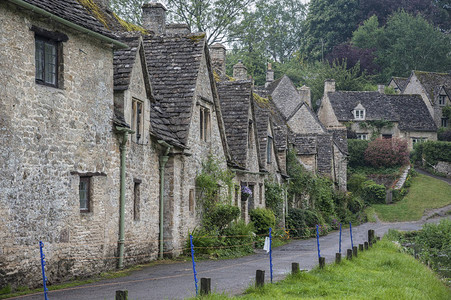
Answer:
xmin=269 ymin=227 xmax=273 ymax=283
xmin=39 ymin=241 xmax=49 ymax=300
xmin=316 ymin=225 xmax=321 ymax=259
xmin=339 ymin=223 xmax=342 ymax=254
xmin=350 ymin=222 xmax=354 ymax=249
xmin=189 ymin=235 xmax=198 ymax=296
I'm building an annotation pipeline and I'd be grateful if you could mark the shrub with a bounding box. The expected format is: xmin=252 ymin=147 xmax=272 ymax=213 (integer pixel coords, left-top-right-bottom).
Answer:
xmin=348 ymin=139 xmax=370 ymax=167
xmin=207 ymin=204 xmax=240 ymax=231
xmin=264 ymin=180 xmax=285 ymax=221
xmin=437 ymin=128 xmax=451 ymax=141
xmin=347 ymin=195 xmax=364 ymax=213
xmin=249 ymin=208 xmax=276 ymax=235
xmin=286 ymin=208 xmax=325 ymax=238
xmin=361 ymin=180 xmax=386 ymax=204
xmin=311 ymin=177 xmax=334 ymax=218
xmin=364 ymin=138 xmax=409 ymax=168
xmin=421 ymin=141 xmax=451 ymax=164
xmin=347 ymin=173 xmax=367 ymax=194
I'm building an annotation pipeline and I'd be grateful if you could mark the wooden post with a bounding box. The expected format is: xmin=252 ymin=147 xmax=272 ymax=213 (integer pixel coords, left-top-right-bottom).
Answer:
xmin=292 ymin=262 xmax=299 ymax=274
xmin=115 ymin=290 xmax=128 ymax=300
xmin=369 ymin=240 xmax=373 ymax=247
xmin=200 ymin=277 xmax=211 ymax=295
xmin=359 ymin=244 xmax=364 ymax=251
xmin=347 ymin=249 xmax=352 ymax=260
xmin=256 ymin=270 xmax=265 ymax=287
xmin=368 ymin=230 xmax=375 ymax=244
xmin=377 ymin=236 xmax=381 ymax=241
xmin=364 ymin=242 xmax=369 ymax=250
xmin=319 ymin=257 xmax=325 ymax=269
xmin=353 ymin=246 xmax=358 ymax=257
xmin=335 ymin=253 xmax=341 ymax=264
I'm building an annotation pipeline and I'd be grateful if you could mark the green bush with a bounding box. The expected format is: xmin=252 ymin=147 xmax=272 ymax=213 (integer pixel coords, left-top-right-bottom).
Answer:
xmin=422 ymin=141 xmax=451 ymax=164
xmin=348 ymin=139 xmax=370 ymax=167
xmin=286 ymin=208 xmax=326 ymax=238
xmin=264 ymin=180 xmax=285 ymax=221
xmin=362 ymin=180 xmax=386 ymax=204
xmin=249 ymin=208 xmax=276 ymax=235
xmin=347 ymin=173 xmax=367 ymax=194
xmin=347 ymin=195 xmax=365 ymax=214
xmin=207 ymin=204 xmax=240 ymax=231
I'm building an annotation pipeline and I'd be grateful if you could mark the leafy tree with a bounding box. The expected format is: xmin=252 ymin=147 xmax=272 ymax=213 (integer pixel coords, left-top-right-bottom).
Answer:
xmin=364 ymin=138 xmax=409 ymax=168
xmin=326 ymin=42 xmax=380 ymax=75
xmin=352 ymin=11 xmax=451 ymax=81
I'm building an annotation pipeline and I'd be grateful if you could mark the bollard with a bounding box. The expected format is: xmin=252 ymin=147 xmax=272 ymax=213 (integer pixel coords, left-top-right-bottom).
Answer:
xmin=200 ymin=278 xmax=211 ymax=295
xmin=115 ymin=290 xmax=128 ymax=300
xmin=319 ymin=257 xmax=325 ymax=269
xmin=359 ymin=244 xmax=364 ymax=252
xmin=292 ymin=262 xmax=300 ymax=274
xmin=353 ymin=246 xmax=358 ymax=258
xmin=347 ymin=249 xmax=352 ymax=260
xmin=368 ymin=229 xmax=375 ymax=244
xmin=377 ymin=236 xmax=381 ymax=241
xmin=335 ymin=253 xmax=341 ymax=264
xmin=256 ymin=270 xmax=265 ymax=287
xmin=369 ymin=240 xmax=373 ymax=247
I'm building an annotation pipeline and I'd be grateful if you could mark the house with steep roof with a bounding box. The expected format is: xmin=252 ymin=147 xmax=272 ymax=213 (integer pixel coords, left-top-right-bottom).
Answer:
xmin=318 ymin=80 xmax=437 ymax=150
xmin=403 ymin=70 xmax=451 ymax=128
xmin=388 ymin=76 xmax=409 ymax=94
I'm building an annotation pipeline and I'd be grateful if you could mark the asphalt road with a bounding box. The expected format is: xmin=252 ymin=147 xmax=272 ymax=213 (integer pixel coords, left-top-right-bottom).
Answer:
xmin=16 ymin=214 xmax=450 ymax=300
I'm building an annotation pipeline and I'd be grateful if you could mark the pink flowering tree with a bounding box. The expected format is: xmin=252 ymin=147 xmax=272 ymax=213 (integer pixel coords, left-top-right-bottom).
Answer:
xmin=364 ymin=138 xmax=409 ymax=168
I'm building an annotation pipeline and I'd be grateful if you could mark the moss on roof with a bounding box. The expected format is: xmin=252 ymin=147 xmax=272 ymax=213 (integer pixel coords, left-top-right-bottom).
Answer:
xmin=113 ymin=13 xmax=148 ymax=33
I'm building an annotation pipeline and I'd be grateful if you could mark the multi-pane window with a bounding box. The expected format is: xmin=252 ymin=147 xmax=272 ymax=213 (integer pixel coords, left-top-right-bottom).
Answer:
xmin=439 ymin=95 xmax=446 ymax=106
xmin=356 ymin=133 xmax=368 ymax=140
xmin=412 ymin=137 xmax=427 ymax=145
xmin=442 ymin=118 xmax=449 ymax=128
xmin=79 ymin=177 xmax=91 ymax=212
xmin=354 ymin=110 xmax=364 ymax=120
xmin=35 ymin=36 xmax=58 ymax=86
xmin=266 ymin=136 xmax=273 ymax=164
xmin=132 ymin=99 xmax=144 ymax=143
xmin=200 ymin=107 xmax=210 ymax=142
xmin=134 ymin=180 xmax=141 ymax=221
xmin=382 ymin=134 xmax=392 ymax=139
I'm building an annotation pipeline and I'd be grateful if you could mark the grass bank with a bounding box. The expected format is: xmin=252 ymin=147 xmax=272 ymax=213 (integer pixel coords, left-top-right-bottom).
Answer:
xmin=372 ymin=173 xmax=451 ymax=222
xmin=196 ymin=240 xmax=450 ymax=300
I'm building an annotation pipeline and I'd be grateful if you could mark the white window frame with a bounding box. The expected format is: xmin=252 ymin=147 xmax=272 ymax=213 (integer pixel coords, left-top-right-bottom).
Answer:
xmin=354 ymin=109 xmax=365 ymax=120
xmin=356 ymin=133 xmax=368 ymax=140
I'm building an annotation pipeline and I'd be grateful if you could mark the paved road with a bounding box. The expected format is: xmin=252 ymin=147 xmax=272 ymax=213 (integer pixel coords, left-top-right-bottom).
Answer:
xmin=16 ymin=214 xmax=450 ymax=300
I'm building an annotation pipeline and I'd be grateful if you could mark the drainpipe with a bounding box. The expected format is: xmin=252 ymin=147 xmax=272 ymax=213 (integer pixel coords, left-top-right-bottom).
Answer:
xmin=158 ymin=140 xmax=172 ymax=259
xmin=116 ymin=126 xmax=134 ymax=269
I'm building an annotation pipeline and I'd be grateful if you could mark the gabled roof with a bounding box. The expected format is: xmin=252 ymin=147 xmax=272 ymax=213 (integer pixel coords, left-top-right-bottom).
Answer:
xmin=143 ymin=33 xmax=206 ymax=146
xmin=217 ymin=80 xmax=253 ymax=168
xmin=18 ymin=0 xmax=118 ymax=39
xmin=328 ymin=91 xmax=436 ymax=132
xmin=114 ymin=35 xmax=142 ymax=91
xmin=149 ymin=103 xmax=186 ymax=148
xmin=389 ymin=77 xmax=409 ymax=92
xmin=413 ymin=71 xmax=451 ymax=102
xmin=254 ymin=103 xmax=270 ymax=168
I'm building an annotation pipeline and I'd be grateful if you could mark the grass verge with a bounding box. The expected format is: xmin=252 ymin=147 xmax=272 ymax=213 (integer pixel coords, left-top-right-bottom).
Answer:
xmin=372 ymin=173 xmax=451 ymax=222
xmin=192 ymin=240 xmax=450 ymax=299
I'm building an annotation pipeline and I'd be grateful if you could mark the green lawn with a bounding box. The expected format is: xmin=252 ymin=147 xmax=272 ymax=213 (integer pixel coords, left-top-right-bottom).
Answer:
xmin=196 ymin=240 xmax=450 ymax=300
xmin=373 ymin=173 xmax=451 ymax=222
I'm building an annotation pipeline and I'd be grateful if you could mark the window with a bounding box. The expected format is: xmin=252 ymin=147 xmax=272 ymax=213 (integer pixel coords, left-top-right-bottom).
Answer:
xmin=259 ymin=183 xmax=263 ymax=204
xmin=200 ymin=107 xmax=210 ymax=142
xmin=35 ymin=36 xmax=58 ymax=86
xmin=382 ymin=134 xmax=392 ymax=139
xmin=79 ymin=177 xmax=91 ymax=212
xmin=412 ymin=137 xmax=427 ymax=145
xmin=248 ymin=120 xmax=253 ymax=148
xmin=132 ymin=99 xmax=144 ymax=143
xmin=356 ymin=133 xmax=368 ymax=140
xmin=133 ymin=180 xmax=141 ymax=221
xmin=354 ymin=110 xmax=365 ymax=120
xmin=439 ymin=95 xmax=446 ymax=106
xmin=442 ymin=118 xmax=449 ymax=128
xmin=189 ymin=189 xmax=195 ymax=212
xmin=266 ymin=136 xmax=273 ymax=164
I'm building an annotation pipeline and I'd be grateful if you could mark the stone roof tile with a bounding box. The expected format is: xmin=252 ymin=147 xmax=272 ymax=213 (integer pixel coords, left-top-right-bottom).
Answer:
xmin=113 ymin=36 xmax=140 ymax=91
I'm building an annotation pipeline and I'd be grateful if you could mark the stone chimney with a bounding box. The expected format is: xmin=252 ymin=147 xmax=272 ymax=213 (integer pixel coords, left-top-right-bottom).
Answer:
xmin=166 ymin=23 xmax=190 ymax=35
xmin=265 ymin=63 xmax=274 ymax=88
xmin=142 ymin=3 xmax=167 ymax=35
xmin=324 ymin=79 xmax=336 ymax=94
xmin=210 ymin=43 xmax=226 ymax=76
xmin=233 ymin=60 xmax=247 ymax=80
xmin=298 ymin=85 xmax=312 ymax=108
xmin=378 ymin=84 xmax=385 ymax=94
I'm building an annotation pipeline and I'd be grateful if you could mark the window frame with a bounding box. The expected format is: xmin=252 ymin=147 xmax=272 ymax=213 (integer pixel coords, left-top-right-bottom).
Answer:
xmin=79 ymin=176 xmax=91 ymax=212
xmin=356 ymin=133 xmax=368 ymax=140
xmin=35 ymin=35 xmax=59 ymax=87
xmin=438 ymin=95 xmax=446 ymax=106
xmin=132 ymin=98 xmax=144 ymax=143
xmin=442 ymin=117 xmax=449 ymax=128
xmin=200 ymin=106 xmax=211 ymax=142
xmin=412 ymin=137 xmax=427 ymax=145
xmin=354 ymin=109 xmax=365 ymax=120
xmin=266 ymin=136 xmax=273 ymax=164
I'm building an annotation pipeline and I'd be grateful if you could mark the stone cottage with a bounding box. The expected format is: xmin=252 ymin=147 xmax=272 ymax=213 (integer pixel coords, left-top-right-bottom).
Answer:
xmin=318 ymin=80 xmax=437 ymax=150
xmin=387 ymin=76 xmax=409 ymax=94
xmin=402 ymin=70 xmax=451 ymax=128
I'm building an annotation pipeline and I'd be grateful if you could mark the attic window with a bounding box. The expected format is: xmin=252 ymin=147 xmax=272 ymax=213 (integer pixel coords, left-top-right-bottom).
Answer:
xmin=132 ymin=99 xmax=144 ymax=143
xmin=266 ymin=136 xmax=273 ymax=164
xmin=439 ymin=95 xmax=446 ymax=106
xmin=200 ymin=106 xmax=210 ymax=142
xmin=354 ymin=109 xmax=365 ymax=120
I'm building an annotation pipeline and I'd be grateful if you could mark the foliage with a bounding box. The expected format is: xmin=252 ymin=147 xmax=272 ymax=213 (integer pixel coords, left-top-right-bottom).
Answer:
xmin=359 ymin=120 xmax=394 ymax=138
xmin=413 ymin=140 xmax=451 ymax=164
xmin=195 ymin=155 xmax=235 ymax=229
xmin=347 ymin=139 xmax=370 ymax=167
xmin=264 ymin=180 xmax=285 ymax=221
xmin=326 ymin=42 xmax=380 ymax=75
xmin=361 ymin=180 xmax=386 ymax=204
xmin=347 ymin=173 xmax=367 ymax=194
xmin=438 ymin=128 xmax=451 ymax=141
xmin=225 ymin=48 xmax=268 ymax=85
xmin=352 ymin=11 xmax=451 ymax=81
xmin=364 ymin=138 xmax=409 ymax=168
xmin=249 ymin=208 xmax=276 ymax=235
xmin=286 ymin=208 xmax=325 ymax=238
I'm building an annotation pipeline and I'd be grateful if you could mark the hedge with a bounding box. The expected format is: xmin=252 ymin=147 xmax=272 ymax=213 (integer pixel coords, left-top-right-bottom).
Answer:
xmin=362 ymin=180 xmax=386 ymax=204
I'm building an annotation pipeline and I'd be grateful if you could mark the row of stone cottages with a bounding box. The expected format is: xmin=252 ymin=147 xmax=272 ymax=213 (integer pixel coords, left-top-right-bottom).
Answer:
xmin=0 ymin=0 xmax=347 ymax=287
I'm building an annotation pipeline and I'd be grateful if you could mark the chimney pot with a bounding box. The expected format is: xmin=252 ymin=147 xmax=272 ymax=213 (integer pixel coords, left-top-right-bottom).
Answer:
xmin=166 ymin=23 xmax=190 ymax=35
xmin=378 ymin=84 xmax=385 ymax=94
xmin=265 ymin=62 xmax=274 ymax=87
xmin=142 ymin=3 xmax=167 ymax=35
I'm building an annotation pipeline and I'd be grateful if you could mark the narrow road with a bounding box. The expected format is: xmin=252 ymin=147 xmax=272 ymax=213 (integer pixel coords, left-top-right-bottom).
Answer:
xmin=17 ymin=214 xmax=450 ymax=300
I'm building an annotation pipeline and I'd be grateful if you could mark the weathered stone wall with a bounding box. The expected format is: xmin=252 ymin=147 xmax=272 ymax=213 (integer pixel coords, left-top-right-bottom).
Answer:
xmin=435 ymin=161 xmax=451 ymax=178
xmin=316 ymin=134 xmax=333 ymax=177
xmin=403 ymin=74 xmax=435 ymax=123
xmin=0 ymin=3 xmax=120 ymax=288
xmin=398 ymin=131 xmax=437 ymax=150
xmin=287 ymin=105 xmax=325 ymax=135
xmin=297 ymin=154 xmax=317 ymax=172
xmin=333 ymin=144 xmax=347 ymax=191
xmin=317 ymin=94 xmax=341 ymax=128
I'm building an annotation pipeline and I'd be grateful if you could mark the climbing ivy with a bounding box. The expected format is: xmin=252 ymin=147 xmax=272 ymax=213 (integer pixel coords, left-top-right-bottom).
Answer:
xmin=359 ymin=119 xmax=394 ymax=139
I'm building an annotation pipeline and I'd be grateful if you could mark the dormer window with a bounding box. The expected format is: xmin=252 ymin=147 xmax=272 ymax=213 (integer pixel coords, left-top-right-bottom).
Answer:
xmin=132 ymin=99 xmax=144 ymax=143
xmin=439 ymin=95 xmax=446 ymax=106
xmin=353 ymin=103 xmax=366 ymax=120
xmin=200 ymin=106 xmax=210 ymax=142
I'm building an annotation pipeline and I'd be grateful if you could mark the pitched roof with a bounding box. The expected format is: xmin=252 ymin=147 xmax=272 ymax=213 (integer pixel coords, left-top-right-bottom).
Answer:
xmin=113 ymin=36 xmax=140 ymax=91
xmin=413 ymin=71 xmax=451 ymax=102
xmin=143 ymin=33 xmax=206 ymax=146
xmin=328 ymin=91 xmax=436 ymax=132
xmin=254 ymin=103 xmax=270 ymax=168
xmin=266 ymin=75 xmax=303 ymax=120
xmin=19 ymin=0 xmax=118 ymax=39
xmin=390 ymin=77 xmax=409 ymax=92
xmin=149 ymin=103 xmax=185 ymax=148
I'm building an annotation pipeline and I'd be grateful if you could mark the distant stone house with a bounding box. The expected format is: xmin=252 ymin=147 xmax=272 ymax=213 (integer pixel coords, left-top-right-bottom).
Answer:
xmin=318 ymin=80 xmax=437 ymax=150
xmin=402 ymin=70 xmax=451 ymax=128
xmin=388 ymin=76 xmax=409 ymax=94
